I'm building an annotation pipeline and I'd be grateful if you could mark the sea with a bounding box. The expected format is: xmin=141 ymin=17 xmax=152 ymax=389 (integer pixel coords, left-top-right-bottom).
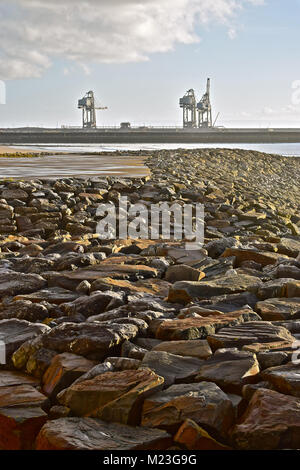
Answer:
xmin=14 ymin=142 xmax=300 ymax=156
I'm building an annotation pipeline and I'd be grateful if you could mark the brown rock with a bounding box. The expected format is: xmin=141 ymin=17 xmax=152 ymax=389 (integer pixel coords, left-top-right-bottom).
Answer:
xmin=36 ymin=417 xmax=172 ymax=450
xmin=0 ymin=319 xmax=50 ymax=363
xmin=0 ymin=271 xmax=46 ymax=296
xmin=165 ymin=265 xmax=205 ymax=283
xmin=153 ymin=339 xmax=212 ymax=359
xmin=221 ymin=247 xmax=288 ymax=267
xmin=142 ymin=382 xmax=234 ymax=438
xmin=256 ymin=297 xmax=300 ymax=321
xmin=0 ymin=384 xmax=47 ymax=450
xmin=207 ymin=321 xmax=294 ymax=351
xmin=152 ymin=309 xmax=260 ymax=341
xmin=168 ymin=274 xmax=261 ymax=304
xmin=42 ymin=353 xmax=97 ymax=398
xmin=58 ymin=368 xmax=164 ymax=425
xmin=174 ymin=419 xmax=231 ymax=450
xmin=193 ymin=349 xmax=260 ymax=394
xmin=261 ymin=362 xmax=300 ymax=397
xmin=231 ymin=388 xmax=300 ymax=449
xmin=140 ymin=351 xmax=203 ymax=387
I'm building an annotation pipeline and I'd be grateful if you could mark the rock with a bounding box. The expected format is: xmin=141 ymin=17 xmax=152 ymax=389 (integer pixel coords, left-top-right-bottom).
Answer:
xmin=36 ymin=417 xmax=172 ymax=450
xmin=174 ymin=419 xmax=231 ymax=450
xmin=0 ymin=271 xmax=46 ymax=296
xmin=165 ymin=265 xmax=205 ymax=283
xmin=141 ymin=382 xmax=234 ymax=438
xmin=193 ymin=349 xmax=260 ymax=394
xmin=207 ymin=321 xmax=295 ymax=351
xmin=152 ymin=339 xmax=212 ymax=359
xmin=277 ymin=238 xmax=300 ymax=258
xmin=0 ymin=319 xmax=50 ymax=363
xmin=255 ymin=278 xmax=296 ymax=300
xmin=0 ymin=384 xmax=47 ymax=450
xmin=275 ymin=265 xmax=300 ymax=280
xmin=121 ymin=340 xmax=148 ymax=360
xmin=221 ymin=247 xmax=288 ymax=267
xmin=256 ymin=297 xmax=300 ymax=321
xmin=41 ymin=322 xmax=138 ymax=360
xmin=0 ymin=370 xmax=39 ymax=388
xmin=58 ymin=368 xmax=164 ymax=425
xmin=42 ymin=353 xmax=97 ymax=398
xmin=0 ymin=300 xmax=49 ymax=322
xmin=14 ymin=287 xmax=79 ymax=305
xmin=26 ymin=348 xmax=57 ymax=378
xmin=261 ymin=362 xmax=300 ymax=397
xmin=60 ymin=291 xmax=125 ymax=318
xmin=152 ymin=309 xmax=260 ymax=341
xmin=231 ymin=389 xmax=300 ymax=449
xmin=257 ymin=351 xmax=288 ymax=370
xmin=105 ymin=357 xmax=141 ymax=370
xmin=205 ymin=237 xmax=239 ymax=258
xmin=140 ymin=351 xmax=203 ymax=387
xmin=168 ymin=274 xmax=261 ymax=304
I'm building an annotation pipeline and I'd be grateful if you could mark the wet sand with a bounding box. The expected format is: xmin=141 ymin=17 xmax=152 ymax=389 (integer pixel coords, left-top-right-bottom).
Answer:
xmin=0 ymin=152 xmax=149 ymax=178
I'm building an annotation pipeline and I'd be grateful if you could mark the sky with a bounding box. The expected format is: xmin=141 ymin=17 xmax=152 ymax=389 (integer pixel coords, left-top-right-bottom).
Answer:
xmin=0 ymin=0 xmax=300 ymax=128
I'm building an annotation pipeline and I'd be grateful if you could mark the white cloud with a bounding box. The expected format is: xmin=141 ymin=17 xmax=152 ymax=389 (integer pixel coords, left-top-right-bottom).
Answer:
xmin=0 ymin=0 xmax=264 ymax=80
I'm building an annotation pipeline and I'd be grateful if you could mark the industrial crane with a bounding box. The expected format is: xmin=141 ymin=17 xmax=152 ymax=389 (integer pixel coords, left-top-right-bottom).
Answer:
xmin=179 ymin=89 xmax=197 ymax=128
xmin=78 ymin=91 xmax=107 ymax=128
xmin=197 ymin=78 xmax=212 ymax=128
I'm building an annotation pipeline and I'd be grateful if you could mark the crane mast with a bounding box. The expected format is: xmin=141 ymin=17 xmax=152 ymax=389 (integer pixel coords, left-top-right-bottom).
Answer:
xmin=78 ymin=91 xmax=107 ymax=128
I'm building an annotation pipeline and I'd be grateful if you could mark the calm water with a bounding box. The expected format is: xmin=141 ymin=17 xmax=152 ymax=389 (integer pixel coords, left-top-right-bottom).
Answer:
xmin=12 ymin=142 xmax=300 ymax=156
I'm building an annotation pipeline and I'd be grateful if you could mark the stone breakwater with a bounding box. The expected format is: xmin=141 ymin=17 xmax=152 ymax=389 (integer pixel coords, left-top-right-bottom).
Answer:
xmin=0 ymin=148 xmax=299 ymax=450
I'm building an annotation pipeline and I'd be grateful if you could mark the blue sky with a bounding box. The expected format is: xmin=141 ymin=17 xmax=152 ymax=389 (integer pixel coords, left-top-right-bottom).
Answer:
xmin=0 ymin=0 xmax=300 ymax=128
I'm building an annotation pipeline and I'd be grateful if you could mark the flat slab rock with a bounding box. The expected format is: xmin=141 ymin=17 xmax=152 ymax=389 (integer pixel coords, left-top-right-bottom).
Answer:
xmin=231 ymin=388 xmax=300 ymax=449
xmin=152 ymin=339 xmax=212 ymax=360
xmin=35 ymin=417 xmax=172 ymax=450
xmin=58 ymin=368 xmax=164 ymax=425
xmin=41 ymin=322 xmax=138 ymax=359
xmin=141 ymin=382 xmax=234 ymax=438
xmin=207 ymin=321 xmax=295 ymax=351
xmin=168 ymin=274 xmax=262 ymax=304
xmin=193 ymin=349 xmax=260 ymax=394
xmin=0 ymin=319 xmax=50 ymax=362
xmin=14 ymin=287 xmax=80 ymax=305
xmin=256 ymin=297 xmax=300 ymax=321
xmin=140 ymin=351 xmax=204 ymax=387
xmin=152 ymin=309 xmax=260 ymax=341
xmin=0 ymin=271 xmax=46 ymax=296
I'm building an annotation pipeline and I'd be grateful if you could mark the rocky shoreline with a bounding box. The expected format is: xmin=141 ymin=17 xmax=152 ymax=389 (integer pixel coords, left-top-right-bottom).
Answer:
xmin=0 ymin=148 xmax=299 ymax=450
